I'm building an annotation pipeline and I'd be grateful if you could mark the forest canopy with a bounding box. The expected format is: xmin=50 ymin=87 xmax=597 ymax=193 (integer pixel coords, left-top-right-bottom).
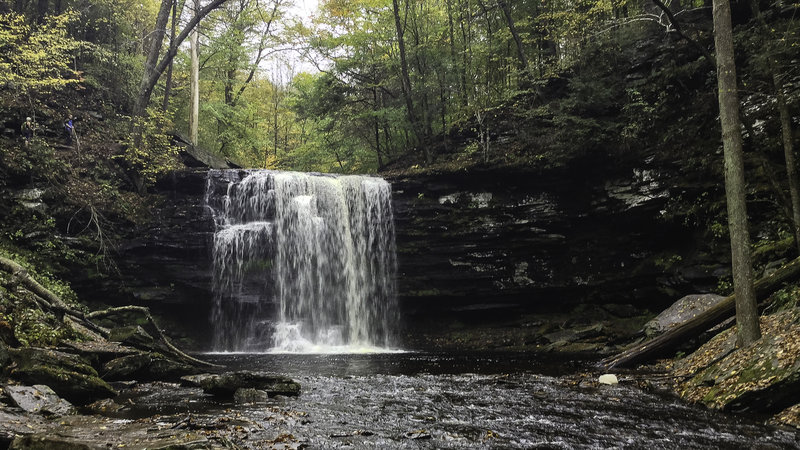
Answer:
xmin=0 ymin=0 xmax=797 ymax=175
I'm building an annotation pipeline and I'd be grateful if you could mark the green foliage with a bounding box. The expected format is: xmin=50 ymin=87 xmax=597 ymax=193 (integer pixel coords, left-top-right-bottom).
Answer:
xmin=0 ymin=309 xmax=77 ymax=347
xmin=0 ymin=11 xmax=82 ymax=104
xmin=118 ymin=108 xmax=180 ymax=186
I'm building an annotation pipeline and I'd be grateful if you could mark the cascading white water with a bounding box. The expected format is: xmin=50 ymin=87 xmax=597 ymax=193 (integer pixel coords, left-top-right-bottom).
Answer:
xmin=205 ymin=169 xmax=399 ymax=353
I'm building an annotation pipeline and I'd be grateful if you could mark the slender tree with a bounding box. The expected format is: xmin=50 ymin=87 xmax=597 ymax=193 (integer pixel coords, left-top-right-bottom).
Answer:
xmin=133 ymin=0 xmax=229 ymax=118
xmin=712 ymin=0 xmax=761 ymax=346
xmin=189 ymin=0 xmax=200 ymax=144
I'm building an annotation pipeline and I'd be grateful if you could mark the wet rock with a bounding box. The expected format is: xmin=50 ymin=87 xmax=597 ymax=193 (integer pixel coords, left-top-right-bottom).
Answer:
xmin=3 ymin=385 xmax=74 ymax=416
xmin=234 ymin=388 xmax=270 ymax=404
xmin=644 ymin=294 xmax=726 ymax=337
xmin=9 ymin=428 xmax=209 ymax=450
xmin=404 ymin=429 xmax=432 ymax=440
xmin=543 ymin=323 xmax=604 ymax=345
xmin=0 ymin=408 xmax=49 ymax=444
xmin=9 ymin=348 xmax=117 ymax=405
xmin=181 ymin=371 xmax=300 ymax=397
xmin=102 ymin=353 xmax=199 ymax=382
xmin=84 ymin=398 xmax=125 ymax=414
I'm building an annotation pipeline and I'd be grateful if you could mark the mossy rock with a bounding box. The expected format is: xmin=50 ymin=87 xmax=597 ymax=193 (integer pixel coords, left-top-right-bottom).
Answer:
xmin=11 ymin=365 xmax=117 ymax=405
xmin=102 ymin=352 xmax=198 ymax=382
xmin=9 ymin=347 xmax=116 ymax=404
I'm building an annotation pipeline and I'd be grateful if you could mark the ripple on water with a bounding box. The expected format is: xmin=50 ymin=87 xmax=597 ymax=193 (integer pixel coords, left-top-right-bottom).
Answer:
xmin=194 ymin=353 xmax=800 ymax=449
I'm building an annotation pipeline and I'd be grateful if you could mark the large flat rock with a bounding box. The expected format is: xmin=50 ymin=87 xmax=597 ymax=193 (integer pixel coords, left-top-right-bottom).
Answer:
xmin=181 ymin=371 xmax=300 ymax=397
xmin=3 ymin=385 xmax=74 ymax=417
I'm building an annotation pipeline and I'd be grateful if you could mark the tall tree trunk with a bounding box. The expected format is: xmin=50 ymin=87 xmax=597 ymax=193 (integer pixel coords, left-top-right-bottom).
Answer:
xmin=391 ymin=0 xmax=429 ymax=163
xmin=189 ymin=0 xmax=200 ymax=145
xmin=775 ymin=74 xmax=800 ymax=255
xmin=162 ymin=0 xmax=180 ymax=112
xmin=749 ymin=0 xmax=800 ymax=255
xmin=133 ymin=0 xmax=228 ymax=119
xmin=135 ymin=0 xmax=173 ymax=118
xmin=712 ymin=0 xmax=761 ymax=346
xmin=497 ymin=0 xmax=528 ymax=71
xmin=373 ymin=87 xmax=384 ymax=169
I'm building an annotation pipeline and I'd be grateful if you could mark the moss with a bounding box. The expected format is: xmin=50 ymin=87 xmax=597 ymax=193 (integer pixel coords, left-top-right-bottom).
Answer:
xmin=752 ymin=236 xmax=795 ymax=265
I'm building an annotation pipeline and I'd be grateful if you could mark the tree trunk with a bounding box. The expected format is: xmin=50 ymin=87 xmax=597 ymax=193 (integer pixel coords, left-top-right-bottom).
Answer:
xmin=392 ymin=0 xmax=429 ymax=164
xmin=162 ymin=0 xmax=181 ymax=112
xmin=189 ymin=0 xmax=200 ymax=145
xmin=775 ymin=74 xmax=800 ymax=255
xmin=497 ymin=0 xmax=528 ymax=71
xmin=603 ymin=257 xmax=800 ymax=369
xmin=133 ymin=0 xmax=228 ymax=119
xmin=749 ymin=0 xmax=800 ymax=255
xmin=713 ymin=0 xmax=760 ymax=346
xmin=135 ymin=0 xmax=173 ymax=118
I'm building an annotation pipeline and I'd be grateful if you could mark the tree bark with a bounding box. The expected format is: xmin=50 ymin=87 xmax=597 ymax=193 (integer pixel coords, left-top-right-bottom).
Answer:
xmin=161 ymin=0 xmax=182 ymax=112
xmin=603 ymin=257 xmax=800 ymax=369
xmin=391 ymin=0 xmax=429 ymax=164
xmin=775 ymin=74 xmax=800 ymax=255
xmin=748 ymin=0 xmax=800 ymax=255
xmin=497 ymin=0 xmax=528 ymax=71
xmin=189 ymin=0 xmax=200 ymax=145
xmin=133 ymin=0 xmax=229 ymax=118
xmin=651 ymin=0 xmax=715 ymax=67
xmin=713 ymin=0 xmax=760 ymax=346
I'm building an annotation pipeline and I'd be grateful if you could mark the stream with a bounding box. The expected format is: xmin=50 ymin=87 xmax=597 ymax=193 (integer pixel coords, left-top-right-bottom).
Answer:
xmin=117 ymin=352 xmax=799 ymax=449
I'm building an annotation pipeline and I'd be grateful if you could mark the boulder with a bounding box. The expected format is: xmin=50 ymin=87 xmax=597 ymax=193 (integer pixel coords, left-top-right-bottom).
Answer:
xmin=102 ymin=353 xmax=198 ymax=382
xmin=9 ymin=348 xmax=117 ymax=405
xmin=644 ymin=294 xmax=726 ymax=337
xmin=233 ymin=388 xmax=270 ymax=404
xmin=181 ymin=371 xmax=300 ymax=397
xmin=3 ymin=385 xmax=74 ymax=416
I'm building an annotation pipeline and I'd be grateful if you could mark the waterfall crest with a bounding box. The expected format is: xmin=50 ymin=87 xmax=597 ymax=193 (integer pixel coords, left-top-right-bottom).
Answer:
xmin=205 ymin=170 xmax=399 ymax=353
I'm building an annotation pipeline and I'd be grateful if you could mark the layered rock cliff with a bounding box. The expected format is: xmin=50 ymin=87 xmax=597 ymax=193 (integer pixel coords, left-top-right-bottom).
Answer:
xmin=75 ymin=158 xmax=726 ymax=350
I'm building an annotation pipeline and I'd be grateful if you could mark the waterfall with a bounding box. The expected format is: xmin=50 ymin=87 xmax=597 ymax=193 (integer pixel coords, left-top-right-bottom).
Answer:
xmin=205 ymin=169 xmax=399 ymax=353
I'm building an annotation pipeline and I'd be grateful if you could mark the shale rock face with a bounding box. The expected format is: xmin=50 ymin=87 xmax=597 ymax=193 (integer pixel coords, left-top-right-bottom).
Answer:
xmin=79 ymin=163 xmax=717 ymax=349
xmin=387 ymin=167 xmax=694 ymax=326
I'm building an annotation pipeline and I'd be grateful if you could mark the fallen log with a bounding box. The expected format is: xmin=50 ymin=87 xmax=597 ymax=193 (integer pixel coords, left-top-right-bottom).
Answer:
xmin=88 ymin=306 xmax=221 ymax=368
xmin=602 ymin=256 xmax=800 ymax=369
xmin=0 ymin=255 xmax=220 ymax=368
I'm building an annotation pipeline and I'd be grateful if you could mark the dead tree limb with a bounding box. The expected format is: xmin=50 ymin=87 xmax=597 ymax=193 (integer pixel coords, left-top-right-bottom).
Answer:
xmin=0 ymin=255 xmax=220 ymax=368
xmin=603 ymin=256 xmax=800 ymax=369
xmin=1 ymin=255 xmax=69 ymax=309
xmin=87 ymin=306 xmax=221 ymax=368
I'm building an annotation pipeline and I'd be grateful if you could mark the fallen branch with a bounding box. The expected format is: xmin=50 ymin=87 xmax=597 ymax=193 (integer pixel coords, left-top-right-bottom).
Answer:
xmin=88 ymin=306 xmax=221 ymax=368
xmin=0 ymin=255 xmax=68 ymax=309
xmin=602 ymin=256 xmax=800 ymax=369
xmin=0 ymin=255 xmax=220 ymax=368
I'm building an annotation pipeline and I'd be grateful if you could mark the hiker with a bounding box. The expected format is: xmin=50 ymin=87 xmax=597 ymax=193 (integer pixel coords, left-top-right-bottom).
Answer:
xmin=65 ymin=115 xmax=75 ymax=146
xmin=21 ymin=117 xmax=34 ymax=147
